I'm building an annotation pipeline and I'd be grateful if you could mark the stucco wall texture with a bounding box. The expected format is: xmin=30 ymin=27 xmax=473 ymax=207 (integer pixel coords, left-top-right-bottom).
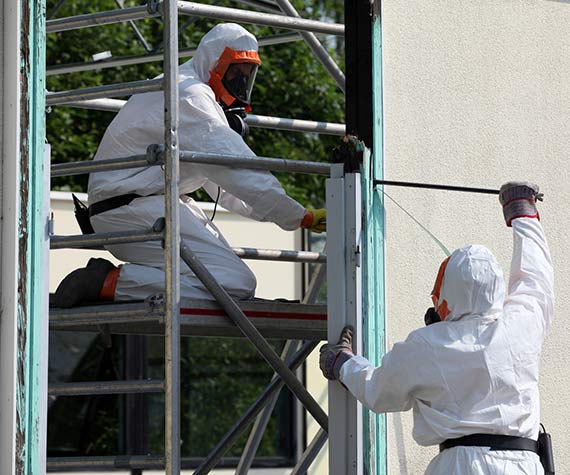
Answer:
xmin=381 ymin=1 xmax=570 ymax=474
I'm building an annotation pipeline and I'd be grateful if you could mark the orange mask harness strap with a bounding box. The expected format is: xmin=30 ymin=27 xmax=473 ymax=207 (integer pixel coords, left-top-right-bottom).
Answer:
xmin=209 ymin=47 xmax=261 ymax=110
xmin=431 ymin=256 xmax=451 ymax=320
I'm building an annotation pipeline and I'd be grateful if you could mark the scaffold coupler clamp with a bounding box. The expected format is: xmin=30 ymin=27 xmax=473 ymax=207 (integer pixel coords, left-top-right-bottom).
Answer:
xmin=153 ymin=217 xmax=166 ymax=250
xmin=146 ymin=143 xmax=165 ymax=166
xmin=146 ymin=293 xmax=166 ymax=324
xmin=146 ymin=0 xmax=161 ymax=15
xmin=327 ymin=134 xmax=364 ymax=174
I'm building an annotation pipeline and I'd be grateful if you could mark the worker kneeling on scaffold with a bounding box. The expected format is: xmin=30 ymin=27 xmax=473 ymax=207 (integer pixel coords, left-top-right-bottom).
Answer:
xmin=320 ymin=182 xmax=555 ymax=475
xmin=53 ymin=23 xmax=326 ymax=308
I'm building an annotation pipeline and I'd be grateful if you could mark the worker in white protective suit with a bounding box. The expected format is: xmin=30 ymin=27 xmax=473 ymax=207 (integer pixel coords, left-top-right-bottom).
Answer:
xmin=53 ymin=23 xmax=326 ymax=308
xmin=320 ymin=182 xmax=554 ymax=474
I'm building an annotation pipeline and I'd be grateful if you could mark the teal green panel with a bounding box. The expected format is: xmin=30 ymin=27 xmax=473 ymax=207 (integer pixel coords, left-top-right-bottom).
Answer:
xmin=27 ymin=0 xmax=47 ymax=470
xmin=17 ymin=0 xmax=47 ymax=473
xmin=362 ymin=12 xmax=387 ymax=475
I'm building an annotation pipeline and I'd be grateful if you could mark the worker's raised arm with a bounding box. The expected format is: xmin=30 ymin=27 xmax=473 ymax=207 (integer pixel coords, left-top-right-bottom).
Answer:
xmin=499 ymin=182 xmax=554 ymax=336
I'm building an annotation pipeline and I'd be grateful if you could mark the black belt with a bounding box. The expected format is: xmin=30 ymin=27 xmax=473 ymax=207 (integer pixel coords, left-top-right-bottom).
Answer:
xmin=440 ymin=434 xmax=539 ymax=454
xmin=88 ymin=193 xmax=153 ymax=217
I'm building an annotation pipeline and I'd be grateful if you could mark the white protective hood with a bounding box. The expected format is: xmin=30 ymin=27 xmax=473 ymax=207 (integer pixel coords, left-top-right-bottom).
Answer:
xmin=439 ymin=244 xmax=505 ymax=322
xmin=179 ymin=23 xmax=259 ymax=85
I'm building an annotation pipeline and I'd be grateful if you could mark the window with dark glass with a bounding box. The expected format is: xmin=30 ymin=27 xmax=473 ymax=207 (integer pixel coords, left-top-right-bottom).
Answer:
xmin=48 ymin=333 xmax=297 ymax=468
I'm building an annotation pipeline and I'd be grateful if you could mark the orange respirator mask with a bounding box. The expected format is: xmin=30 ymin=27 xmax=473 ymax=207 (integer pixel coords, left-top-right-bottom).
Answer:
xmin=209 ymin=47 xmax=261 ymax=111
xmin=430 ymin=256 xmax=451 ymax=321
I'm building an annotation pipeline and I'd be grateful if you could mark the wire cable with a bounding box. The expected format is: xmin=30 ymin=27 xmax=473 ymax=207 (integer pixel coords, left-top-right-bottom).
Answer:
xmin=211 ymin=186 xmax=221 ymax=222
xmin=381 ymin=190 xmax=451 ymax=257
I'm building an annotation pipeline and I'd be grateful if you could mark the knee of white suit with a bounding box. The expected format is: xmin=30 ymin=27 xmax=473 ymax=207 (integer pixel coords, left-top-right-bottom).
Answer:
xmin=208 ymin=262 xmax=257 ymax=299
xmin=116 ymin=262 xmax=257 ymax=301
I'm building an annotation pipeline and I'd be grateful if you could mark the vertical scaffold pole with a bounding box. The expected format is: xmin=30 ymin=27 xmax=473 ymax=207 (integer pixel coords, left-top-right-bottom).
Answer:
xmin=326 ymin=165 xmax=363 ymax=475
xmin=162 ymin=0 xmax=181 ymax=473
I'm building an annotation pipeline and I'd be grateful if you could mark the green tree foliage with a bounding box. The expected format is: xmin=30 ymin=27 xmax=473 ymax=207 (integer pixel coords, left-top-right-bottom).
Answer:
xmin=46 ymin=0 xmax=345 ymax=208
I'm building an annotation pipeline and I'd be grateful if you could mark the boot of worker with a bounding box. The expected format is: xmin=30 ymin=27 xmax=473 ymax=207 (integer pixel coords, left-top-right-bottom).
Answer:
xmin=53 ymin=258 xmax=119 ymax=308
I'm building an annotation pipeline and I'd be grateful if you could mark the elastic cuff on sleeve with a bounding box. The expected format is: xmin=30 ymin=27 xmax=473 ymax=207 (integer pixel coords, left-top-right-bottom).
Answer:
xmin=100 ymin=267 xmax=120 ymax=301
xmin=300 ymin=211 xmax=313 ymax=228
xmin=333 ymin=350 xmax=354 ymax=380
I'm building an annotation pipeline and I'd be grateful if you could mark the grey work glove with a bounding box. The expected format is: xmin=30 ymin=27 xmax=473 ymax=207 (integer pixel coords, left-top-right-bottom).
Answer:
xmin=319 ymin=326 xmax=354 ymax=380
xmin=499 ymin=181 xmax=543 ymax=227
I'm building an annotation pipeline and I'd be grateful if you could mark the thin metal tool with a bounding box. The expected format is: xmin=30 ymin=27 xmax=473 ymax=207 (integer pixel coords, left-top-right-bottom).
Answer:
xmin=373 ymin=179 xmax=499 ymax=195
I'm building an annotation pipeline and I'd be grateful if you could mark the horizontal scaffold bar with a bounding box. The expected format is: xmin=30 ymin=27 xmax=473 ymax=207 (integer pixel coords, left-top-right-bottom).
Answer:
xmin=46 ymin=455 xmax=282 ymax=471
xmin=176 ymin=1 xmax=344 ymax=36
xmin=51 ymin=154 xmax=149 ymax=177
xmin=50 ymin=148 xmax=331 ymax=177
xmin=46 ymin=78 xmax=163 ymax=106
xmin=51 ymin=232 xmax=325 ymax=262
xmin=52 ymin=98 xmax=125 ymax=112
xmin=50 ymin=301 xmax=164 ymax=327
xmin=46 ymin=2 xmax=344 ymax=36
xmin=46 ymin=5 xmax=159 ymax=34
xmin=48 ymin=379 xmax=164 ymax=396
xmin=47 ymin=456 xmax=165 ymax=471
xmin=47 ymin=32 xmax=302 ymax=76
xmin=245 ymin=114 xmax=345 ymax=135
xmin=52 ymin=96 xmax=347 ymax=135
xmin=179 ymin=150 xmax=331 ymax=176
xmin=233 ymin=0 xmax=283 ymax=14
xmin=50 ymin=229 xmax=164 ymax=249
xmin=233 ymin=247 xmax=326 ymax=263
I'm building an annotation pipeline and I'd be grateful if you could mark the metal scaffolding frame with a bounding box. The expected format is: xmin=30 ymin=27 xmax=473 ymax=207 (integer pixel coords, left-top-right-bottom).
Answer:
xmin=50 ymin=97 xmax=347 ymax=134
xmin=46 ymin=2 xmax=343 ymax=35
xmin=326 ymin=167 xmax=363 ymax=474
xmin=46 ymin=1 xmax=353 ymax=474
xmin=46 ymin=32 xmax=302 ymax=76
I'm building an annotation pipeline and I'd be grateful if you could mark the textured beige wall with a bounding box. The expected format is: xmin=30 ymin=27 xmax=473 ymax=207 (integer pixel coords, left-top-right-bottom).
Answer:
xmin=381 ymin=1 xmax=570 ymax=474
xmin=310 ymin=3 xmax=570 ymax=473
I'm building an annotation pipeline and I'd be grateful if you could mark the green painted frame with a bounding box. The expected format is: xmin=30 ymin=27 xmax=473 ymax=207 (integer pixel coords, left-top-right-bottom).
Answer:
xmin=361 ymin=10 xmax=387 ymax=475
xmin=16 ymin=0 xmax=47 ymax=473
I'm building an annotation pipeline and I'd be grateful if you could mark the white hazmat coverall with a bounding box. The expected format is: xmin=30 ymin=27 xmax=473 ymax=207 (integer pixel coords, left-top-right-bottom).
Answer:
xmin=88 ymin=24 xmax=305 ymax=301
xmin=340 ymin=217 xmax=554 ymax=474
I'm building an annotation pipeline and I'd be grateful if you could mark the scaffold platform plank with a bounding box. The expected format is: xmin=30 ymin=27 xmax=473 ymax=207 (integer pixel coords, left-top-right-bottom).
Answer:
xmin=49 ymin=298 xmax=327 ymax=340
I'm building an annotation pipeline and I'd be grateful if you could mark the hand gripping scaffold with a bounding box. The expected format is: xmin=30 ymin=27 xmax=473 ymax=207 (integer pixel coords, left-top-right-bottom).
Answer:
xmin=44 ymin=1 xmax=386 ymax=474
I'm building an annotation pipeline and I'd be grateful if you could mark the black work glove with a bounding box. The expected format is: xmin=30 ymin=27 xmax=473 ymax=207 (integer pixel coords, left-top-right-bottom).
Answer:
xmin=224 ymin=109 xmax=249 ymax=138
xmin=319 ymin=326 xmax=354 ymax=380
xmin=499 ymin=181 xmax=543 ymax=227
